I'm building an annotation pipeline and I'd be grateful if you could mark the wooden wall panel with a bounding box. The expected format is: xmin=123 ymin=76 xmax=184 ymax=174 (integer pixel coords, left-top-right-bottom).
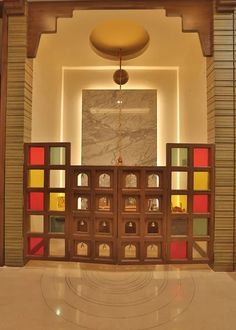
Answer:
xmin=5 ymin=14 xmax=32 ymax=266
xmin=207 ymin=12 xmax=236 ymax=271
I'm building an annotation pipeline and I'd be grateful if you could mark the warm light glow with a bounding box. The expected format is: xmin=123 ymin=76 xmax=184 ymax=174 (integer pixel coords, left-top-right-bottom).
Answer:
xmin=60 ymin=66 xmax=180 ymax=166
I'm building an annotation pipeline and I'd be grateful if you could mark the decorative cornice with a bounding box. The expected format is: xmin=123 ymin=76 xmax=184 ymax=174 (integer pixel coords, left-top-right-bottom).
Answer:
xmin=27 ymin=0 xmax=213 ymax=58
xmin=216 ymin=0 xmax=236 ymax=12
xmin=2 ymin=0 xmax=25 ymax=15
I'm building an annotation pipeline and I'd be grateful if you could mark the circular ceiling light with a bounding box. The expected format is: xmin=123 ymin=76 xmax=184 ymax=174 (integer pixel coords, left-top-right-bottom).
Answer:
xmin=90 ymin=19 xmax=150 ymax=60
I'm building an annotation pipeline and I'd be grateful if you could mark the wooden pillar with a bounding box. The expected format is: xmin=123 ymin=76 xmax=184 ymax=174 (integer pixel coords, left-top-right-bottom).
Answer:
xmin=207 ymin=10 xmax=236 ymax=271
xmin=4 ymin=5 xmax=32 ymax=266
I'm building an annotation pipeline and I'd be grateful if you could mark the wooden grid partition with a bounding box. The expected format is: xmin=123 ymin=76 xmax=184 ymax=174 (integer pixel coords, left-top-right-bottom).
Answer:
xmin=24 ymin=142 xmax=214 ymax=265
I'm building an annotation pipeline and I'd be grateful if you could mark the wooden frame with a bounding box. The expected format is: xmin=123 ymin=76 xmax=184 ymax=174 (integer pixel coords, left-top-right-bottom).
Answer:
xmin=1 ymin=0 xmax=229 ymax=266
xmin=23 ymin=142 xmax=214 ymax=265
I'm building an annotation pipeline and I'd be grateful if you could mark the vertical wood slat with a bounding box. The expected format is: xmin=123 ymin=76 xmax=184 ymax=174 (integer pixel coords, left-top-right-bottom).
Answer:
xmin=207 ymin=12 xmax=236 ymax=271
xmin=5 ymin=14 xmax=32 ymax=266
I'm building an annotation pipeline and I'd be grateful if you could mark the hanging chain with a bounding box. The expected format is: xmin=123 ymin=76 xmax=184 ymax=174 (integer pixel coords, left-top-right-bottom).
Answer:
xmin=117 ymin=49 xmax=123 ymax=165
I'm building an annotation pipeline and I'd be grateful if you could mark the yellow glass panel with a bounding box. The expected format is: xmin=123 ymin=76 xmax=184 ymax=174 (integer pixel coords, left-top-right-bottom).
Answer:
xmin=194 ymin=172 xmax=209 ymax=191
xmin=171 ymin=195 xmax=187 ymax=213
xmin=28 ymin=170 xmax=44 ymax=188
xmin=49 ymin=193 xmax=65 ymax=211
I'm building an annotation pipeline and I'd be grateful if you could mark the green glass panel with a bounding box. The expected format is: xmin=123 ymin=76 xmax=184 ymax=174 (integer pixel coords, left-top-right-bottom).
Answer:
xmin=50 ymin=147 xmax=66 ymax=165
xmin=193 ymin=218 xmax=208 ymax=236
xmin=171 ymin=218 xmax=187 ymax=235
xmin=49 ymin=216 xmax=65 ymax=233
xmin=171 ymin=148 xmax=188 ymax=167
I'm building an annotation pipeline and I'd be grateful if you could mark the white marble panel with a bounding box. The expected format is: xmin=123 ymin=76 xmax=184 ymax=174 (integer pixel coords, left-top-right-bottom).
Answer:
xmin=82 ymin=89 xmax=157 ymax=165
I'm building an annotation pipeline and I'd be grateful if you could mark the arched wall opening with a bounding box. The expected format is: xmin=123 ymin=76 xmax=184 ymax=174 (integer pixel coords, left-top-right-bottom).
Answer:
xmin=32 ymin=9 xmax=207 ymax=166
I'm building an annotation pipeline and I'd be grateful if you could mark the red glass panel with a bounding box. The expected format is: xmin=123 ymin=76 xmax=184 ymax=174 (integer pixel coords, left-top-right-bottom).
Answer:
xmin=28 ymin=192 xmax=44 ymax=211
xmin=29 ymin=147 xmax=45 ymax=165
xmin=170 ymin=241 xmax=187 ymax=259
xmin=28 ymin=237 xmax=44 ymax=256
xmin=194 ymin=148 xmax=209 ymax=167
xmin=193 ymin=195 xmax=209 ymax=213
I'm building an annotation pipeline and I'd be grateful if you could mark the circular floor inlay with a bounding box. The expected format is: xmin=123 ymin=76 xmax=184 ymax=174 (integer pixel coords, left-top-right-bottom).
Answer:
xmin=41 ymin=265 xmax=195 ymax=330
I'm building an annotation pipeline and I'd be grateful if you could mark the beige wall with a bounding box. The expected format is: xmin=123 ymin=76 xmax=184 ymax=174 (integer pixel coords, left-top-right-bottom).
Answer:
xmin=32 ymin=9 xmax=207 ymax=165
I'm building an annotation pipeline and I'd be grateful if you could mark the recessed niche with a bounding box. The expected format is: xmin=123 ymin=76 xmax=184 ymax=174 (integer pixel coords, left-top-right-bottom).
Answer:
xmin=147 ymin=220 xmax=159 ymax=234
xmin=77 ymin=173 xmax=89 ymax=187
xmin=147 ymin=174 xmax=159 ymax=188
xmin=146 ymin=244 xmax=159 ymax=258
xmin=147 ymin=198 xmax=159 ymax=212
xmin=77 ymin=242 xmax=88 ymax=256
xmin=99 ymin=173 xmax=111 ymax=188
xmin=124 ymin=197 xmax=137 ymax=212
xmin=124 ymin=244 xmax=136 ymax=258
xmin=77 ymin=219 xmax=88 ymax=233
xmin=125 ymin=173 xmax=138 ymax=188
xmin=98 ymin=196 xmax=111 ymax=211
xmin=98 ymin=220 xmax=110 ymax=233
xmin=98 ymin=244 xmax=111 ymax=257
xmin=125 ymin=221 xmax=136 ymax=234
xmin=77 ymin=197 xmax=89 ymax=210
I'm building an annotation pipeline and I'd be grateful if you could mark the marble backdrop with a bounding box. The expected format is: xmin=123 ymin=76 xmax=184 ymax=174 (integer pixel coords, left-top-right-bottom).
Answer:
xmin=82 ymin=90 xmax=157 ymax=166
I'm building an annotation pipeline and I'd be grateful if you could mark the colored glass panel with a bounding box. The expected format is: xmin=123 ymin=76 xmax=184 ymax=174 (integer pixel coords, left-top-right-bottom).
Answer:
xmin=171 ymin=148 xmax=188 ymax=167
xmin=193 ymin=172 xmax=209 ymax=190
xmin=170 ymin=241 xmax=187 ymax=259
xmin=194 ymin=148 xmax=209 ymax=167
xmin=193 ymin=195 xmax=209 ymax=213
xmin=50 ymin=147 xmax=66 ymax=165
xmin=29 ymin=215 xmax=44 ymax=233
xmin=49 ymin=238 xmax=65 ymax=257
xmin=49 ymin=170 xmax=65 ymax=188
xmin=49 ymin=193 xmax=65 ymax=211
xmin=28 ymin=237 xmax=44 ymax=256
xmin=192 ymin=241 xmax=208 ymax=259
xmin=28 ymin=192 xmax=44 ymax=211
xmin=171 ymin=218 xmax=187 ymax=235
xmin=28 ymin=170 xmax=44 ymax=188
xmin=29 ymin=147 xmax=45 ymax=165
xmin=171 ymin=172 xmax=188 ymax=190
xmin=193 ymin=218 xmax=208 ymax=236
xmin=49 ymin=216 xmax=65 ymax=233
xmin=171 ymin=195 xmax=187 ymax=213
